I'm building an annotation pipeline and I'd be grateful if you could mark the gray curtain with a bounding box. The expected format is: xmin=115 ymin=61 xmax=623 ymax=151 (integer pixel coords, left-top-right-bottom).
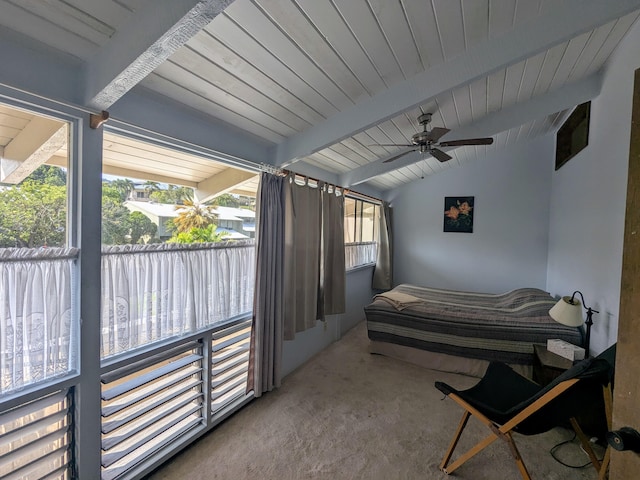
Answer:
xmin=372 ymin=201 xmax=393 ymax=290
xmin=319 ymin=184 xmax=346 ymax=317
xmin=283 ymin=174 xmax=322 ymax=340
xmin=249 ymin=173 xmax=348 ymax=395
xmin=248 ymin=172 xmax=285 ymax=397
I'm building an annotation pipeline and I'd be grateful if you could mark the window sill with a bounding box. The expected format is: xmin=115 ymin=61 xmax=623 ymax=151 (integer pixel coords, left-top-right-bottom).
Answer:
xmin=346 ymin=263 xmax=375 ymax=274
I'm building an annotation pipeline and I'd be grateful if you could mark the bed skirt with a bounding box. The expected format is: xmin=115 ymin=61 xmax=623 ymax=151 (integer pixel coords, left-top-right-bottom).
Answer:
xmin=368 ymin=339 xmax=533 ymax=379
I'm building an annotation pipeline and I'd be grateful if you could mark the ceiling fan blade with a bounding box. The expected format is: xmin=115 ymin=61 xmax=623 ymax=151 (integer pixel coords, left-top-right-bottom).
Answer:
xmin=383 ymin=149 xmax=417 ymax=163
xmin=438 ymin=137 xmax=494 ymax=147
xmin=430 ymin=148 xmax=452 ymax=163
xmin=426 ymin=127 xmax=450 ymax=142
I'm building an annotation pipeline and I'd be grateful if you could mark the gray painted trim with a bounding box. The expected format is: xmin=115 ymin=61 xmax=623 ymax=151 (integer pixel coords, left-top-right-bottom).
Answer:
xmin=75 ymin=121 xmax=104 ymax=480
xmin=84 ymin=0 xmax=235 ymax=110
xmin=107 ymin=87 xmax=273 ymax=166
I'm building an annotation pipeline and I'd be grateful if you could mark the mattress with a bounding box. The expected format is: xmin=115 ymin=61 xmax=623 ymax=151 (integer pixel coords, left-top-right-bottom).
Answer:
xmin=365 ymin=284 xmax=583 ymax=366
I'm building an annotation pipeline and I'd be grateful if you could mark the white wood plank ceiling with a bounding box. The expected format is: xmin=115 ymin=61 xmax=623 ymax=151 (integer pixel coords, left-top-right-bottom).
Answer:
xmin=0 ymin=0 xmax=639 ymax=192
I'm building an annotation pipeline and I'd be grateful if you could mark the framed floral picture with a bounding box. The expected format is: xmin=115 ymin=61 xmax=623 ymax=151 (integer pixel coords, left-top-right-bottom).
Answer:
xmin=444 ymin=196 xmax=474 ymax=233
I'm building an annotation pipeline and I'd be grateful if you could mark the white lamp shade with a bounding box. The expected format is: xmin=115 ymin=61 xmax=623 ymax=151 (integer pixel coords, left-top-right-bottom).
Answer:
xmin=549 ymin=296 xmax=584 ymax=327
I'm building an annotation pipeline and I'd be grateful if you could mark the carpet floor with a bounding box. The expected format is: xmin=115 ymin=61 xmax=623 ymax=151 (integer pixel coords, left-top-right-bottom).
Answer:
xmin=146 ymin=322 xmax=602 ymax=480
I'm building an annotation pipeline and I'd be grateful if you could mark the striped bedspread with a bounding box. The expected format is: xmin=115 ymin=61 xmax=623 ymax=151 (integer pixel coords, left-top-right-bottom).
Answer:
xmin=365 ymin=284 xmax=583 ymax=365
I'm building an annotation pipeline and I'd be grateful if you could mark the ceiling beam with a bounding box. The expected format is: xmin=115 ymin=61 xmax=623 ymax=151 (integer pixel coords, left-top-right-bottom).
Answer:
xmin=341 ymin=71 xmax=604 ymax=186
xmin=194 ymin=168 xmax=257 ymax=203
xmin=1 ymin=117 xmax=67 ymax=184
xmin=276 ymin=0 xmax=640 ymax=166
xmin=47 ymin=155 xmax=199 ymax=188
xmin=44 ymin=155 xmax=67 ymax=168
xmin=84 ymin=0 xmax=234 ymax=110
xmin=101 ymin=165 xmax=199 ymax=188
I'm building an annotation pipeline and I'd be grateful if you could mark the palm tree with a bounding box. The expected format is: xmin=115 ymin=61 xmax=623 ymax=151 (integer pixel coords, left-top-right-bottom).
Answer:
xmin=173 ymin=199 xmax=217 ymax=233
xmin=175 ymin=186 xmax=193 ymax=205
xmin=111 ymin=178 xmax=135 ymax=201
xmin=143 ymin=180 xmax=161 ymax=196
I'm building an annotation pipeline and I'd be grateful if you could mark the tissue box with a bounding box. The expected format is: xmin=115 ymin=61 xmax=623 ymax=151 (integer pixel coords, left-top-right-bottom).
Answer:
xmin=547 ymin=339 xmax=585 ymax=361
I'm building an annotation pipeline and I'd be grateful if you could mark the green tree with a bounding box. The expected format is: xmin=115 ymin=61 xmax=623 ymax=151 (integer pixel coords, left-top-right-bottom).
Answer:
xmin=25 ymin=165 xmax=67 ymax=187
xmin=128 ymin=211 xmax=157 ymax=244
xmin=175 ymin=186 xmax=193 ymax=204
xmin=150 ymin=185 xmax=193 ymax=204
xmin=167 ymin=224 xmax=228 ymax=244
xmin=101 ymin=196 xmax=131 ymax=245
xmin=0 ymin=180 xmax=66 ymax=247
xmin=149 ymin=189 xmax=173 ymax=204
xmin=143 ymin=181 xmax=161 ymax=196
xmin=102 ymin=182 xmax=122 ymax=202
xmin=212 ymin=193 xmax=240 ymax=208
xmin=111 ymin=178 xmax=136 ymax=202
xmin=0 ymin=173 xmax=161 ymax=248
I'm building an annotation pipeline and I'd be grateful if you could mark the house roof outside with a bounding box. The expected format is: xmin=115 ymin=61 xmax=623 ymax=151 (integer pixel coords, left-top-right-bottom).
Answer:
xmin=124 ymin=201 xmax=253 ymax=239
xmin=125 ymin=201 xmax=179 ymax=219
xmin=124 ymin=201 xmax=255 ymax=220
xmin=216 ymin=227 xmax=249 ymax=240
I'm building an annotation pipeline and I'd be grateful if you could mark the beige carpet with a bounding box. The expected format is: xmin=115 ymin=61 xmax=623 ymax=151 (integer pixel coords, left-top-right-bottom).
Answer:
xmin=147 ymin=322 xmax=602 ymax=480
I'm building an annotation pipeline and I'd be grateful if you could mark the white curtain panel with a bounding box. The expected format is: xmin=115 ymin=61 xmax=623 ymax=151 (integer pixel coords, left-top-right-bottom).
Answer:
xmin=344 ymin=242 xmax=378 ymax=270
xmin=0 ymin=247 xmax=79 ymax=394
xmin=372 ymin=202 xmax=393 ymax=291
xmin=101 ymin=241 xmax=255 ymax=358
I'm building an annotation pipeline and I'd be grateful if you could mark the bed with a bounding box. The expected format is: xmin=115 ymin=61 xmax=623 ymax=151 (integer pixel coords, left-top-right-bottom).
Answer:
xmin=365 ymin=284 xmax=583 ymax=378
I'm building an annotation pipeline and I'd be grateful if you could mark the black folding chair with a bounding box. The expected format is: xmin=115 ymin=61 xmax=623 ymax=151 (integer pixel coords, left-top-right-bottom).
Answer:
xmin=435 ymin=351 xmax=614 ymax=479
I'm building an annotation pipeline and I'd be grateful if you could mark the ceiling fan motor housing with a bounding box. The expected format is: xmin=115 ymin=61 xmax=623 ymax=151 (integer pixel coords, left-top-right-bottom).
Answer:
xmin=412 ymin=131 xmax=433 ymax=145
xmin=413 ymin=112 xmax=435 ymax=146
xmin=417 ymin=113 xmax=432 ymax=125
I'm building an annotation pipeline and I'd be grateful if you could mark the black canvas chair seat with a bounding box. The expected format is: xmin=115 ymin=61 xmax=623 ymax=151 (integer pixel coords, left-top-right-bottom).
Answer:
xmin=435 ymin=352 xmax=614 ymax=479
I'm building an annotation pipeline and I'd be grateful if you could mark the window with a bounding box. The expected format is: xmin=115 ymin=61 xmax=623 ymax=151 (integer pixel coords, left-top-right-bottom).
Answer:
xmin=344 ymin=196 xmax=380 ymax=270
xmin=0 ymin=101 xmax=77 ymax=480
xmin=0 ymin=103 xmax=76 ymax=395
xmin=0 ymin=389 xmax=74 ymax=479
xmin=98 ymin=133 xmax=258 ymax=477
xmin=1 ymin=100 xmax=262 ymax=480
xmin=99 ymin=133 xmax=259 ymax=356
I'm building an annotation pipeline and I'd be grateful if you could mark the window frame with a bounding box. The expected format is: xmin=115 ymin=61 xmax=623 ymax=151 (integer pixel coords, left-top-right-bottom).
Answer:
xmin=0 ymin=88 xmax=85 ymax=479
xmin=344 ymin=194 xmax=381 ymax=270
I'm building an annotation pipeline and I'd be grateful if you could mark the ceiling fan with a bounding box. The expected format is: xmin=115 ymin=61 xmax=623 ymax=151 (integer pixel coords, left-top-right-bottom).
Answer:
xmin=374 ymin=113 xmax=494 ymax=163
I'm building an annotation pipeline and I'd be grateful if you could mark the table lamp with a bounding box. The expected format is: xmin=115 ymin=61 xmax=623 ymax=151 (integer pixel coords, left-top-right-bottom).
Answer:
xmin=549 ymin=291 xmax=598 ymax=358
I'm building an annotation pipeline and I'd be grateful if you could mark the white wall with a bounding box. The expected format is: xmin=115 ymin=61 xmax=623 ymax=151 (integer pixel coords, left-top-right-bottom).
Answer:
xmin=546 ymin=20 xmax=640 ymax=356
xmin=388 ymin=137 xmax=554 ymax=293
xmin=282 ymin=265 xmax=375 ymax=377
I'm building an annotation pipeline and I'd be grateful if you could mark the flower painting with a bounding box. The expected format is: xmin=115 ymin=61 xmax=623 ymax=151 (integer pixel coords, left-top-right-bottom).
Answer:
xmin=444 ymin=196 xmax=474 ymax=233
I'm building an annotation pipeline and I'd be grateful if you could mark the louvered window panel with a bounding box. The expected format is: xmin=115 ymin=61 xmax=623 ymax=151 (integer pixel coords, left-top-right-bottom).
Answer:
xmin=0 ymin=389 xmax=73 ymax=480
xmin=211 ymin=319 xmax=251 ymax=415
xmin=101 ymin=342 xmax=204 ymax=480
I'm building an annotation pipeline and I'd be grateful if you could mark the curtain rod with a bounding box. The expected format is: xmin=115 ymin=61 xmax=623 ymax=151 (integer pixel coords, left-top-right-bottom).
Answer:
xmin=345 ymin=190 xmax=382 ymax=205
xmin=259 ymin=164 xmax=382 ymax=204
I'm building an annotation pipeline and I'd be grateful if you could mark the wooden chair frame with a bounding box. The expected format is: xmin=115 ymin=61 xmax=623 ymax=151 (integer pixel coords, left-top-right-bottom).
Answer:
xmin=439 ymin=379 xmax=613 ymax=480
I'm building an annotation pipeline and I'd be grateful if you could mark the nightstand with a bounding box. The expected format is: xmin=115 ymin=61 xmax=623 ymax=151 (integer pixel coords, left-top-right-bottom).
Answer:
xmin=533 ymin=344 xmax=574 ymax=385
